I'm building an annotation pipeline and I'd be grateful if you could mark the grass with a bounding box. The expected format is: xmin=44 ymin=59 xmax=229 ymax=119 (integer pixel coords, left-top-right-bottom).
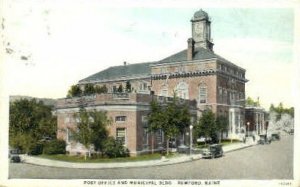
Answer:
xmin=37 ymin=153 xmax=163 ymax=163
xmin=195 ymin=139 xmax=241 ymax=149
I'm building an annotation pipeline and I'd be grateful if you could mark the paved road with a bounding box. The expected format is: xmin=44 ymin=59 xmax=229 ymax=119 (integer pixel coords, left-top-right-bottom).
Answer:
xmin=9 ymin=134 xmax=293 ymax=179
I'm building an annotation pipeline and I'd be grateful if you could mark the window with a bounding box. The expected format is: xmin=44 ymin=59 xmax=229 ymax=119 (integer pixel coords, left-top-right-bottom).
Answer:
xmin=158 ymin=96 xmax=164 ymax=102
xmin=223 ymin=89 xmax=228 ymax=104
xmin=177 ymin=65 xmax=186 ymax=72
xmin=116 ymin=128 xmax=126 ymax=145
xmin=176 ymin=82 xmax=189 ymax=99
xmin=160 ymin=85 xmax=168 ymax=97
xmin=199 ymin=85 xmax=207 ymax=103
xmin=142 ymin=115 xmax=148 ymax=127
xmin=160 ymin=67 xmax=167 ymax=74
xmin=156 ymin=129 xmax=163 ymax=144
xmin=143 ymin=128 xmax=149 ymax=148
xmin=66 ymin=128 xmax=74 ymax=143
xmin=218 ymin=87 xmax=223 ymax=103
xmin=139 ymin=82 xmax=148 ymax=91
xmin=115 ymin=116 xmax=126 ymax=122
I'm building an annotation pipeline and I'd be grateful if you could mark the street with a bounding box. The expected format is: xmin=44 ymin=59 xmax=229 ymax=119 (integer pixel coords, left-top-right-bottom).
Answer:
xmin=9 ymin=134 xmax=293 ymax=179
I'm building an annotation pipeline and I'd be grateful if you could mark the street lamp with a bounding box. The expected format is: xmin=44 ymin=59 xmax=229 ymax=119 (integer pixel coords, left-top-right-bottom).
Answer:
xmin=247 ymin=122 xmax=250 ymax=137
xmin=189 ymin=125 xmax=193 ymax=155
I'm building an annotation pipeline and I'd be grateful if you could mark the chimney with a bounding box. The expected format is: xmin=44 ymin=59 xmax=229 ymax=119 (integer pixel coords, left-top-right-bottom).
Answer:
xmin=187 ymin=38 xmax=195 ymax=61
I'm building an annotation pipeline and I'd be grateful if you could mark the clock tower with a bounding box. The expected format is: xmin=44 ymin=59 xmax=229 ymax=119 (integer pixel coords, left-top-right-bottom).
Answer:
xmin=191 ymin=9 xmax=214 ymax=50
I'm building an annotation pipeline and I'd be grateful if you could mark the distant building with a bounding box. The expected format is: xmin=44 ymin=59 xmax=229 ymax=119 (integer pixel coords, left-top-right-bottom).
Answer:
xmin=56 ymin=9 xmax=248 ymax=156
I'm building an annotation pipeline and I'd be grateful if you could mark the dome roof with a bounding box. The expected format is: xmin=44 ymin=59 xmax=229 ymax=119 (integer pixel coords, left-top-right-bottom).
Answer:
xmin=193 ymin=9 xmax=209 ymax=20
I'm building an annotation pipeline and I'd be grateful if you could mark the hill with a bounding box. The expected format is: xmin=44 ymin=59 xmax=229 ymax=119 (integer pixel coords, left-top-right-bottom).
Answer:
xmin=9 ymin=95 xmax=56 ymax=107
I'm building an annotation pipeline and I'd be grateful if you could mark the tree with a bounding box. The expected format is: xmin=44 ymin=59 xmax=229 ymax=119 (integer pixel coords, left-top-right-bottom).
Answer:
xmin=269 ymin=102 xmax=294 ymax=121
xmin=95 ymin=85 xmax=108 ymax=94
xmin=162 ymin=98 xmax=181 ymax=155
xmin=94 ymin=85 xmax=102 ymax=94
xmin=246 ymin=97 xmax=260 ymax=106
xmin=9 ymin=99 xmax=57 ymax=154
xmin=148 ymin=100 xmax=164 ymax=154
xmin=194 ymin=110 xmax=217 ymax=145
xmin=73 ymin=109 xmax=111 ymax=158
xmin=177 ymin=103 xmax=191 ymax=145
xmin=215 ymin=116 xmax=228 ymax=143
xmin=125 ymin=81 xmax=132 ymax=93
xmin=117 ymin=84 xmax=123 ymax=93
xmin=101 ymin=85 xmax=108 ymax=93
xmin=67 ymin=85 xmax=82 ymax=98
xmin=148 ymin=95 xmax=191 ymax=155
xmin=84 ymin=84 xmax=95 ymax=95
xmin=102 ymin=137 xmax=129 ymax=158
xmin=88 ymin=110 xmax=111 ymax=154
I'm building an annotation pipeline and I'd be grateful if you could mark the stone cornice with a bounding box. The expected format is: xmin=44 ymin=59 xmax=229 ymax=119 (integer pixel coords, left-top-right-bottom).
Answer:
xmin=151 ymin=69 xmax=217 ymax=80
xmin=151 ymin=69 xmax=247 ymax=83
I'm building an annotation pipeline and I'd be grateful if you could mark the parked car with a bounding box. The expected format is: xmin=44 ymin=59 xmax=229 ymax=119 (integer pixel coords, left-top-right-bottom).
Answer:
xmin=201 ymin=144 xmax=223 ymax=159
xmin=258 ymin=134 xmax=271 ymax=145
xmin=10 ymin=155 xmax=21 ymax=163
xmin=271 ymin=133 xmax=280 ymax=141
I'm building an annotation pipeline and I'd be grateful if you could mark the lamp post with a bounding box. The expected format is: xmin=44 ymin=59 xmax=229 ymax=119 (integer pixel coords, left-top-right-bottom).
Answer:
xmin=247 ymin=122 xmax=250 ymax=137
xmin=189 ymin=125 xmax=193 ymax=155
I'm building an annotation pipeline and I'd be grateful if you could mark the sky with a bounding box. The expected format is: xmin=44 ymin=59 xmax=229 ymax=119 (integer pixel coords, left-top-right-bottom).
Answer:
xmin=0 ymin=0 xmax=298 ymax=109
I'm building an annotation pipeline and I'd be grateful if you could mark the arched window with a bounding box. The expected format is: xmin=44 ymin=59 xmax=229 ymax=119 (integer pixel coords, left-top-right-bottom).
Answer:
xmin=160 ymin=85 xmax=168 ymax=97
xmin=176 ymin=82 xmax=189 ymax=99
xmin=199 ymin=84 xmax=207 ymax=103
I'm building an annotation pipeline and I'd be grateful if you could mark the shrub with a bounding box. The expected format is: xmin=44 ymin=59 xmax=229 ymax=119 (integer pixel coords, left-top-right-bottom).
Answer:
xmin=29 ymin=143 xmax=44 ymax=155
xmin=103 ymin=137 xmax=129 ymax=158
xmin=43 ymin=140 xmax=66 ymax=155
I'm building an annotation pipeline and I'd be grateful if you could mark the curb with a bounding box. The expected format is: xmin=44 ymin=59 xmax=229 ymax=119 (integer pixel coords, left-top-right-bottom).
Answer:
xmin=20 ymin=144 xmax=253 ymax=169
xmin=223 ymin=144 xmax=254 ymax=154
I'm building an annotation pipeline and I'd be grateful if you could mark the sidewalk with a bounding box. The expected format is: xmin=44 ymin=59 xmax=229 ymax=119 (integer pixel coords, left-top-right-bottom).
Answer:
xmin=20 ymin=142 xmax=254 ymax=169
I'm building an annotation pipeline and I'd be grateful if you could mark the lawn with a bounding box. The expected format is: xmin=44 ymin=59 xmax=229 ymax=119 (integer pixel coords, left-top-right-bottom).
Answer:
xmin=37 ymin=153 xmax=165 ymax=163
xmin=196 ymin=139 xmax=241 ymax=149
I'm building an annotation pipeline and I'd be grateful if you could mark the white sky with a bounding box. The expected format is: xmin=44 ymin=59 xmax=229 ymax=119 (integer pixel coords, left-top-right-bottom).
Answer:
xmin=1 ymin=0 xmax=299 ymax=109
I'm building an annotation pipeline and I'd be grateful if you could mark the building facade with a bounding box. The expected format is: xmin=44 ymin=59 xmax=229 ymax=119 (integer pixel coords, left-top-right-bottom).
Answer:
xmin=56 ymin=10 xmax=248 ymax=156
xmin=245 ymin=106 xmax=267 ymax=137
xmin=56 ymin=93 xmax=196 ymax=156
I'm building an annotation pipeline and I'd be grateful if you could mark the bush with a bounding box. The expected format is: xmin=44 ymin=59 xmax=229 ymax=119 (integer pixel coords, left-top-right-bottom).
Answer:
xmin=43 ymin=140 xmax=66 ymax=155
xmin=29 ymin=143 xmax=44 ymax=155
xmin=103 ymin=137 xmax=129 ymax=158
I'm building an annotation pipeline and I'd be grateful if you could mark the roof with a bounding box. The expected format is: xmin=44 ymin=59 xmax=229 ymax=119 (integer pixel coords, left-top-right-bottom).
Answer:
xmin=192 ymin=9 xmax=209 ymax=21
xmin=79 ymin=47 xmax=242 ymax=84
xmin=158 ymin=47 xmax=218 ymax=64
xmin=79 ymin=62 xmax=155 ymax=83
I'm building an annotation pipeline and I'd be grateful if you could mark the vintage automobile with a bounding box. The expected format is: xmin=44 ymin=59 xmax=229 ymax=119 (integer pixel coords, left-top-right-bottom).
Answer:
xmin=271 ymin=133 xmax=280 ymax=141
xmin=10 ymin=155 xmax=21 ymax=163
xmin=201 ymin=144 xmax=223 ymax=159
xmin=258 ymin=134 xmax=271 ymax=145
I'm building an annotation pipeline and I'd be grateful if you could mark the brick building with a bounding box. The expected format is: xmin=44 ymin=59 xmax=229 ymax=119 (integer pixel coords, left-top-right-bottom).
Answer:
xmin=56 ymin=9 xmax=248 ymax=156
